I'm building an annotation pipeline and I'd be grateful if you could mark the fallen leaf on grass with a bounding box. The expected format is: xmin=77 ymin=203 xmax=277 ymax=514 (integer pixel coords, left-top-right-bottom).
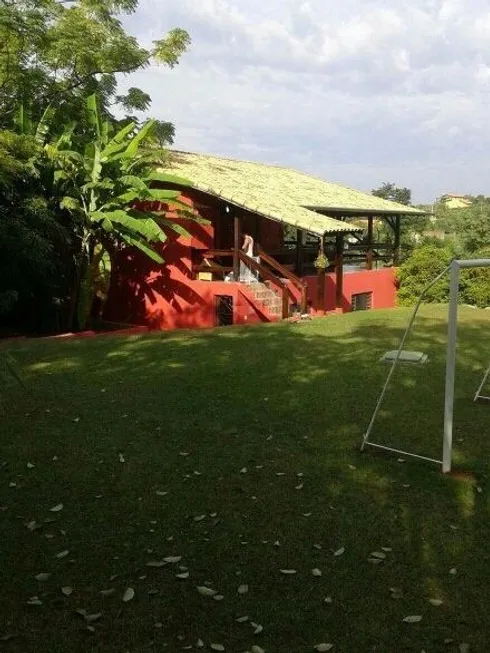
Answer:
xmin=49 ymin=504 xmax=63 ymax=512
xmin=163 ymin=556 xmax=182 ymax=563
xmin=118 ymin=453 xmax=125 ymax=463
xmin=279 ymin=569 xmax=297 ymax=575
xmin=429 ymin=599 xmax=443 ymax=606
xmin=176 ymin=571 xmax=190 ymax=579
xmin=450 ymin=568 xmax=457 ymax=575
xmin=146 ymin=560 xmax=167 ymax=568
xmin=85 ymin=613 xmax=102 ymax=623
xmin=323 ymin=596 xmax=332 ymax=604
xmin=311 ymin=568 xmax=322 ymax=577
xmin=122 ymin=587 xmax=134 ymax=602
xmin=197 ymin=586 xmax=217 ymax=597
xmin=55 ymin=550 xmax=69 ymax=559
xmin=27 ymin=597 xmax=42 ymax=606
xmin=238 ymin=584 xmax=249 ymax=594
xmin=314 ymin=645 xmax=334 ymax=652
xmin=390 ymin=587 xmax=404 ymax=600
xmin=155 ymin=491 xmax=168 ymax=496
xmin=251 ymin=622 xmax=263 ymax=634
xmin=100 ymin=588 xmax=116 ymax=597
xmin=61 ymin=587 xmax=73 ymax=596
xmin=370 ymin=551 xmax=387 ymax=560
xmin=251 ymin=647 xmax=265 ymax=653
xmin=210 ymin=644 xmax=225 ymax=651
xmin=27 ymin=463 xmax=34 ymax=469
xmin=333 ymin=548 xmax=345 ymax=557
xmin=402 ymin=615 xmax=422 ymax=623
xmin=213 ymin=594 xmax=225 ymax=601
xmin=236 ymin=615 xmax=249 ymax=623
xmin=35 ymin=573 xmax=51 ymax=581
xmin=26 ymin=520 xmax=38 ymax=531
xmin=196 ymin=639 xmax=204 ymax=648
xmin=193 ymin=514 xmax=206 ymax=522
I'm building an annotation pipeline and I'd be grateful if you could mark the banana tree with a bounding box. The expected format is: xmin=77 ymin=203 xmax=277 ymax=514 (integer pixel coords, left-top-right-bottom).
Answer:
xmin=49 ymin=94 xmax=195 ymax=329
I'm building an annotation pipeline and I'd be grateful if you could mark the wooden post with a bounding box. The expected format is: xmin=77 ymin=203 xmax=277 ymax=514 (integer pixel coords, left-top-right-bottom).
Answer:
xmin=282 ymin=286 xmax=289 ymax=319
xmin=295 ymin=228 xmax=304 ymax=276
xmin=366 ymin=216 xmax=374 ymax=270
xmin=335 ymin=233 xmax=344 ymax=309
xmin=233 ymin=214 xmax=241 ymax=280
xmin=316 ymin=235 xmax=326 ymax=314
xmin=316 ymin=268 xmax=326 ymax=313
xmin=393 ymin=216 xmax=401 ymax=266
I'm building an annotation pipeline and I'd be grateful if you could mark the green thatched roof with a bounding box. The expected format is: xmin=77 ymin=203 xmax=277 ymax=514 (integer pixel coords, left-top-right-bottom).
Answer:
xmin=162 ymin=151 xmax=424 ymax=237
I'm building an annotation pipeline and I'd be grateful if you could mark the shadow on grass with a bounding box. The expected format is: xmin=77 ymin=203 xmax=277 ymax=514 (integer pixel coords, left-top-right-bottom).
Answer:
xmin=2 ymin=306 xmax=490 ymax=652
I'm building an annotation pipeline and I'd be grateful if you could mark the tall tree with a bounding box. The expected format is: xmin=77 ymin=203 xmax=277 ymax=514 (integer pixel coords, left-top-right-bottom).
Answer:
xmin=0 ymin=129 xmax=72 ymax=333
xmin=372 ymin=182 xmax=412 ymax=206
xmin=48 ymin=94 xmax=195 ymax=329
xmin=0 ymin=0 xmax=190 ymax=128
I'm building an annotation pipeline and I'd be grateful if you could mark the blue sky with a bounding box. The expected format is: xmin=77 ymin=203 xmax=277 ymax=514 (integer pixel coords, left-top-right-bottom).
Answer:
xmin=120 ymin=0 xmax=490 ymax=203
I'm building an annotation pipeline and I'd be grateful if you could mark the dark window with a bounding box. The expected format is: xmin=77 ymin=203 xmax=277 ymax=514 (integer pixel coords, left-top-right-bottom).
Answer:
xmin=215 ymin=295 xmax=234 ymax=326
xmin=352 ymin=291 xmax=372 ymax=311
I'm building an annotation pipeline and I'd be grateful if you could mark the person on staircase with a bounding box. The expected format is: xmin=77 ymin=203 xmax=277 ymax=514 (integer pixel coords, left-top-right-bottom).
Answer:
xmin=240 ymin=232 xmax=260 ymax=283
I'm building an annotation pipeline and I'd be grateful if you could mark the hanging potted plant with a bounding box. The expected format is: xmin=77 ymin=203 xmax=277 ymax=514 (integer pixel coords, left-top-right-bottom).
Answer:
xmin=314 ymin=250 xmax=329 ymax=270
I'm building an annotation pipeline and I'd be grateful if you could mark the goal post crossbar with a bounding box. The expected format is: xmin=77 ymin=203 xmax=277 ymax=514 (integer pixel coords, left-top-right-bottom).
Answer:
xmin=361 ymin=258 xmax=490 ymax=474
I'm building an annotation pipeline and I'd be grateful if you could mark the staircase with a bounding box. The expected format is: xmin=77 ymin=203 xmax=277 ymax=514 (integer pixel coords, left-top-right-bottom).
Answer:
xmin=240 ymin=281 xmax=283 ymax=320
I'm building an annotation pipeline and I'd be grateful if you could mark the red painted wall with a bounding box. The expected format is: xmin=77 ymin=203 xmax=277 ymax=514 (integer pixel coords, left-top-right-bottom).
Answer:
xmin=304 ymin=268 xmax=396 ymax=312
xmin=104 ymin=200 xmax=279 ymax=329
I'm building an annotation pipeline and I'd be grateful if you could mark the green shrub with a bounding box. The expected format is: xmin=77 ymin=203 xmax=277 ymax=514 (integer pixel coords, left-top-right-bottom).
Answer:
xmin=460 ymin=247 xmax=490 ymax=308
xmin=396 ymin=244 xmax=453 ymax=306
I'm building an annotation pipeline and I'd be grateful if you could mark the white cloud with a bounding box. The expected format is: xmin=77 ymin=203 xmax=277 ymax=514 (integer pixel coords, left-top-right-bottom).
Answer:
xmin=118 ymin=0 xmax=490 ymax=200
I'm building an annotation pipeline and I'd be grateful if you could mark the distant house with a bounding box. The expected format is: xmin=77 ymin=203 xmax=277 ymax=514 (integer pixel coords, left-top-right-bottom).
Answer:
xmin=104 ymin=151 xmax=426 ymax=330
xmin=439 ymin=194 xmax=473 ymax=210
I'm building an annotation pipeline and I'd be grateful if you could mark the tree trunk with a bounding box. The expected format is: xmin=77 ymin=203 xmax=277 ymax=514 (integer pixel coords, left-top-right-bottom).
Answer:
xmin=67 ymin=229 xmax=92 ymax=331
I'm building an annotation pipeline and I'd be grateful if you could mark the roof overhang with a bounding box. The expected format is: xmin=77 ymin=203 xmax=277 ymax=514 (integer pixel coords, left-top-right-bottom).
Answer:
xmin=178 ymin=184 xmax=364 ymax=237
xmin=305 ymin=206 xmax=427 ymax=217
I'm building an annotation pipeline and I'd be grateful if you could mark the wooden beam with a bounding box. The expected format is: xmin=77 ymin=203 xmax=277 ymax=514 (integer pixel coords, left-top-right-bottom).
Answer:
xmin=295 ymin=229 xmax=304 ymax=276
xmin=366 ymin=216 xmax=374 ymax=270
xmin=233 ymin=214 xmax=241 ymax=280
xmin=393 ymin=216 xmax=401 ymax=266
xmin=335 ymin=234 xmax=344 ymax=309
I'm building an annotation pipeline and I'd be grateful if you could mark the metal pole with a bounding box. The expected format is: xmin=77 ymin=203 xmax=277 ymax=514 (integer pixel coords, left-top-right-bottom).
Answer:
xmin=442 ymin=261 xmax=460 ymax=473
xmin=361 ymin=263 xmax=452 ymax=451
xmin=474 ymin=362 xmax=490 ymax=402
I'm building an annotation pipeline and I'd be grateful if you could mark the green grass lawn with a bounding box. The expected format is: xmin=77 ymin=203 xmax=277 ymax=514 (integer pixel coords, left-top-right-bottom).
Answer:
xmin=2 ymin=306 xmax=490 ymax=653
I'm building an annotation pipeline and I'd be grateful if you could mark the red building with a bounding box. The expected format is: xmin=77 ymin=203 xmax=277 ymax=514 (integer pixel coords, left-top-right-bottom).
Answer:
xmin=104 ymin=152 xmax=425 ymax=330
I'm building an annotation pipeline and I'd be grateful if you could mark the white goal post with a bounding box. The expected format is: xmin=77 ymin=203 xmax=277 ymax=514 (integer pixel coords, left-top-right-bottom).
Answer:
xmin=361 ymin=258 xmax=490 ymax=474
